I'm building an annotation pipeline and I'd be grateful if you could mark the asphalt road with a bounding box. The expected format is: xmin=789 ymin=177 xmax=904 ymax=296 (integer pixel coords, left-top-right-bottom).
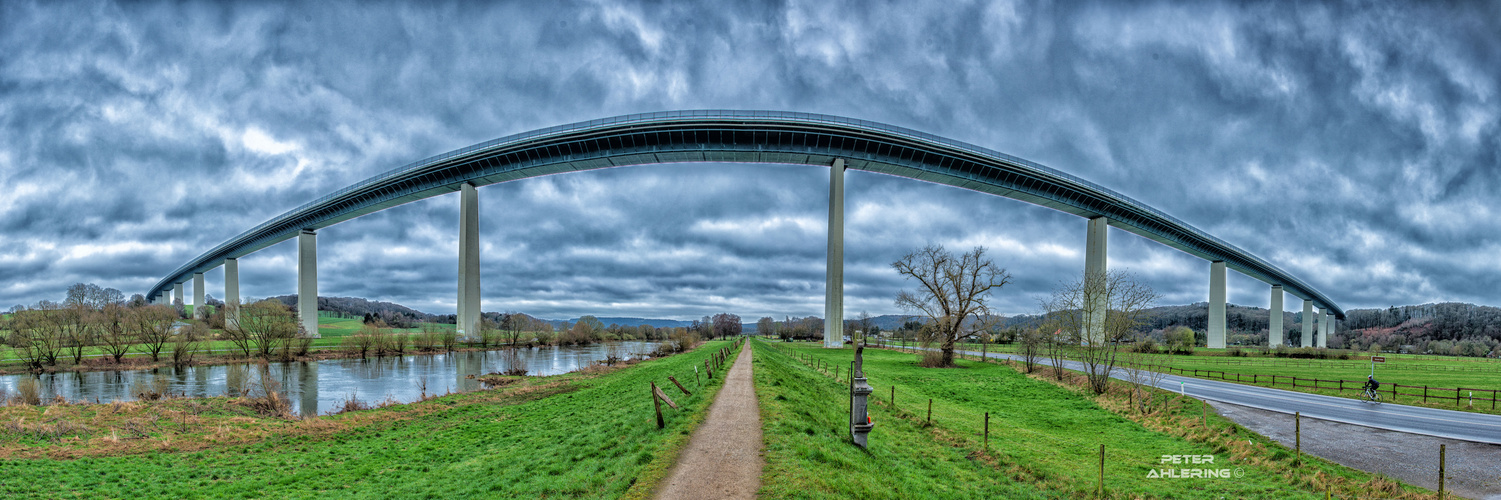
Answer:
xmin=958 ymin=348 xmax=1501 ymax=445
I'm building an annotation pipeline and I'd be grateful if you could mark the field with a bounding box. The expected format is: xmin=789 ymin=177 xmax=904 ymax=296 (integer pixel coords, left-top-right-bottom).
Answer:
xmin=0 ymin=340 xmax=738 ymax=498
xmin=755 ymin=340 xmax=1430 ymax=499
xmin=925 ymin=340 xmax=1501 ymax=415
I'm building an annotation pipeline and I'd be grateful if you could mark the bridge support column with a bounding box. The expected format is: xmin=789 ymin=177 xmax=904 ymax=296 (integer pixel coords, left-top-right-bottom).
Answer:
xmin=1301 ymin=300 xmax=1314 ymax=347
xmin=1320 ymin=310 xmax=1331 ymax=348
xmin=1208 ymin=262 xmax=1227 ymax=349
xmin=1084 ymin=217 xmax=1107 ymax=345
xmin=193 ymin=273 xmax=206 ymax=320
xmin=824 ymin=158 xmax=845 ymax=348
xmin=1268 ymin=285 xmax=1284 ymax=347
xmin=298 ymin=229 xmax=320 ymax=338
xmin=457 ymin=183 xmax=481 ymax=343
xmin=224 ymin=258 xmax=240 ymax=328
xmin=174 ymin=283 xmax=184 ymax=306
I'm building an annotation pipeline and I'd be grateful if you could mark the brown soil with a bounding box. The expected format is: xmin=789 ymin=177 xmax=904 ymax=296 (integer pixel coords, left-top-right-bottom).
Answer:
xmin=1209 ymin=401 xmax=1501 ymax=500
xmin=655 ymin=345 xmax=764 ymax=499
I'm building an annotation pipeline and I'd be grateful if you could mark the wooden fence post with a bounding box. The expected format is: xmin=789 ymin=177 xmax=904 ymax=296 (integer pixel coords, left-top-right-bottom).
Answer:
xmin=1295 ymin=411 xmax=1301 ymax=463
xmin=891 ymin=386 xmax=895 ymax=406
xmin=1098 ymin=444 xmax=1105 ymax=498
xmin=667 ymin=376 xmax=691 ymax=396
xmin=653 ymin=382 xmax=665 ymax=429
xmin=927 ymin=398 xmax=932 ymax=425
xmin=984 ymin=412 xmax=989 ymax=449
xmin=1439 ymin=443 xmax=1446 ymax=500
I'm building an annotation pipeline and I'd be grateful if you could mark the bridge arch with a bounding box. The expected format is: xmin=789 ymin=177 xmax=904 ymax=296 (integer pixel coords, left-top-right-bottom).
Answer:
xmin=149 ymin=110 xmax=1342 ymax=347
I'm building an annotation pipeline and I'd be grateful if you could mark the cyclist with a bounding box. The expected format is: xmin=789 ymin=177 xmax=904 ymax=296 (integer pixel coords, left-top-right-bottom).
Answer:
xmin=1362 ymin=375 xmax=1381 ymax=402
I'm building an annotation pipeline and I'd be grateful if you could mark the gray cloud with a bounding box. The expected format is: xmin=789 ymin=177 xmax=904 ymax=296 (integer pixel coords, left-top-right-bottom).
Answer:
xmin=1 ymin=0 xmax=1498 ymax=320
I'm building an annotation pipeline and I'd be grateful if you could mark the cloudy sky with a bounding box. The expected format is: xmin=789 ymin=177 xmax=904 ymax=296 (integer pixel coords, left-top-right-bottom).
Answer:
xmin=2 ymin=1 xmax=1498 ymax=321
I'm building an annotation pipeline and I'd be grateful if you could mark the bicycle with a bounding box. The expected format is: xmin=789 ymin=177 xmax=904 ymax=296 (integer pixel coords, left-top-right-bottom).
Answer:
xmin=1362 ymin=386 xmax=1381 ymax=403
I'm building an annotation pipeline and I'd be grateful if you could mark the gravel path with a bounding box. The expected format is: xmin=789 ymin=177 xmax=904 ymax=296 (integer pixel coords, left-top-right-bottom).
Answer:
xmin=1209 ymin=401 xmax=1501 ymax=500
xmin=655 ymin=345 xmax=764 ymax=500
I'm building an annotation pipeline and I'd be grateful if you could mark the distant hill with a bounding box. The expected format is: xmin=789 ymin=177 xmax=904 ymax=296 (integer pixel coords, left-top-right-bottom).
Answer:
xmin=547 ymin=317 xmax=698 ymax=330
xmin=269 ymin=295 xmax=438 ymax=321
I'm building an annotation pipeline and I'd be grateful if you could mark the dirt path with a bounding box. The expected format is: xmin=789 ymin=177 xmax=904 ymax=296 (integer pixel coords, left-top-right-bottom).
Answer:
xmin=655 ymin=345 xmax=764 ymax=499
xmin=1209 ymin=401 xmax=1501 ymax=500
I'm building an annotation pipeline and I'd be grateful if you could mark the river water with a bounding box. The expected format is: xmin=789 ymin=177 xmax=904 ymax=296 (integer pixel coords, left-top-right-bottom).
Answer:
xmin=0 ymin=341 xmax=665 ymax=418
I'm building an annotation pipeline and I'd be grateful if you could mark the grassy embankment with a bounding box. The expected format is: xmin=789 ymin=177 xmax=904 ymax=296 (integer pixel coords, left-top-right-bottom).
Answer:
xmin=755 ymin=340 xmax=1432 ymax=499
xmin=0 ymin=339 xmax=741 ymax=498
xmin=932 ymin=341 xmax=1501 ymax=415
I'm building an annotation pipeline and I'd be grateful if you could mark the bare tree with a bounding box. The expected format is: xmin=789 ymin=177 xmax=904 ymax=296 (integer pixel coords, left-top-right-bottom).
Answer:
xmin=1019 ymin=327 xmax=1044 ymax=373
xmin=131 ymin=305 xmax=178 ymax=361
xmin=892 ymin=245 xmax=1012 ymax=367
xmin=95 ymin=303 xmax=135 ymax=363
xmin=232 ymin=300 xmax=299 ymax=358
xmin=59 ymin=304 xmax=93 ymax=365
xmin=9 ymin=306 xmax=63 ymax=368
xmin=756 ymin=317 xmax=775 ymax=338
xmin=712 ymin=313 xmax=742 ymax=339
xmin=1042 ymin=270 xmax=1158 ymax=394
xmin=1039 ymin=312 xmax=1075 ymax=380
xmin=856 ymin=311 xmax=874 ymax=345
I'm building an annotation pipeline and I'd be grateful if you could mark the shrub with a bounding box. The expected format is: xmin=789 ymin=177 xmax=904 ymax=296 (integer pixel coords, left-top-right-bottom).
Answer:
xmin=242 ymin=368 xmax=292 ymax=418
xmin=131 ymin=377 xmax=171 ymax=401
xmin=1130 ymin=339 xmax=1159 ymax=354
xmin=16 ymin=377 xmax=41 ymax=405
xmin=500 ymin=348 xmax=528 ymax=376
xmin=668 ymin=328 xmax=699 ymax=353
xmin=919 ymin=349 xmax=946 ymax=368
xmin=1227 ymin=347 xmax=1245 ymax=357
xmin=326 ymin=391 xmax=372 ymax=415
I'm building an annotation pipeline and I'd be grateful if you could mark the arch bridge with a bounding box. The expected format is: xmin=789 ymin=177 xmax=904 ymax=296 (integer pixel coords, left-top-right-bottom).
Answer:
xmin=148 ymin=110 xmax=1343 ymax=348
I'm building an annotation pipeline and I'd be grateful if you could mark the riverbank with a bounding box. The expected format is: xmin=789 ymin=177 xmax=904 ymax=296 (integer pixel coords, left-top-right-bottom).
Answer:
xmin=0 ymin=340 xmax=737 ymax=498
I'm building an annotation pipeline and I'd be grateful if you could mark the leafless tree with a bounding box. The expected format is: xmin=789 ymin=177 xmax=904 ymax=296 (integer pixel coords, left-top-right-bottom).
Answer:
xmin=892 ymin=245 xmax=1012 ymax=367
xmin=712 ymin=313 xmax=742 ymax=339
xmin=1019 ymin=327 xmax=1044 ymax=373
xmin=756 ymin=317 xmax=776 ymax=338
xmin=856 ymin=311 xmax=874 ymax=345
xmin=95 ymin=303 xmax=135 ymax=363
xmin=232 ymin=300 xmax=299 ymax=358
xmin=131 ymin=305 xmax=178 ymax=361
xmin=9 ymin=306 xmax=63 ymax=368
xmin=1042 ymin=270 xmax=1158 ymax=394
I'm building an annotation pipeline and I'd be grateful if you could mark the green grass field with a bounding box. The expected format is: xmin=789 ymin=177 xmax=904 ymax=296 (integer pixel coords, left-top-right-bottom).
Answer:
xmin=926 ymin=340 xmax=1501 ymax=414
xmin=756 ymin=340 xmax=1430 ymax=499
xmin=0 ymin=340 xmax=740 ymax=499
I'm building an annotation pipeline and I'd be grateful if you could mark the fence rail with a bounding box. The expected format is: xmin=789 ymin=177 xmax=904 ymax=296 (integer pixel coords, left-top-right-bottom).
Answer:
xmin=1120 ymin=362 xmax=1501 ymax=410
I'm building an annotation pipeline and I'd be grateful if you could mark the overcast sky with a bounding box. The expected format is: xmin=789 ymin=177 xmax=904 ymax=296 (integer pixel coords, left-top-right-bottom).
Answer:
xmin=2 ymin=1 xmax=1498 ymax=321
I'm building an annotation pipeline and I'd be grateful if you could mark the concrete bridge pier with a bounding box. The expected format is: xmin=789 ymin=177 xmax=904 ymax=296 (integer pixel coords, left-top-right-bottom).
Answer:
xmin=174 ymin=283 xmax=184 ymax=306
xmin=457 ymin=183 xmax=480 ymax=343
xmin=1301 ymin=300 xmax=1314 ymax=347
xmin=1268 ymin=285 xmax=1284 ymax=347
xmin=824 ymin=158 xmax=845 ymax=348
xmin=298 ymin=229 xmax=319 ymax=338
xmin=193 ymin=273 xmax=206 ymax=320
xmin=1320 ymin=310 xmax=1332 ymax=348
xmin=224 ymin=258 xmax=240 ymax=328
xmin=1084 ymin=216 xmax=1107 ymax=344
xmin=1208 ymin=261 xmax=1227 ymax=349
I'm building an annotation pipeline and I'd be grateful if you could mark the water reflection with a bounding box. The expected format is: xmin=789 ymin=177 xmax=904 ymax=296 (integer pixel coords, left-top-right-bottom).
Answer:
xmin=0 ymin=341 xmax=663 ymax=418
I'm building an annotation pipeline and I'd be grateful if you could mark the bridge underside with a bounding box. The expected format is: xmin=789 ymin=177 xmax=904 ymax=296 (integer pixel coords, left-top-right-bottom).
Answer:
xmin=150 ymin=112 xmax=1343 ymax=328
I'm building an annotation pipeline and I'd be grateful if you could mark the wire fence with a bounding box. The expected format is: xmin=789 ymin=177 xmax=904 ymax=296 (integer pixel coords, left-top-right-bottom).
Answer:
xmin=1117 ymin=361 xmax=1501 ymax=410
xmin=763 ymin=340 xmax=1469 ymax=500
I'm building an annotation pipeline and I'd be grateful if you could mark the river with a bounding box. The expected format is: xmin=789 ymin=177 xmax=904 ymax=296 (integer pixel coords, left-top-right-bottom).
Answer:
xmin=0 ymin=341 xmax=666 ymax=417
